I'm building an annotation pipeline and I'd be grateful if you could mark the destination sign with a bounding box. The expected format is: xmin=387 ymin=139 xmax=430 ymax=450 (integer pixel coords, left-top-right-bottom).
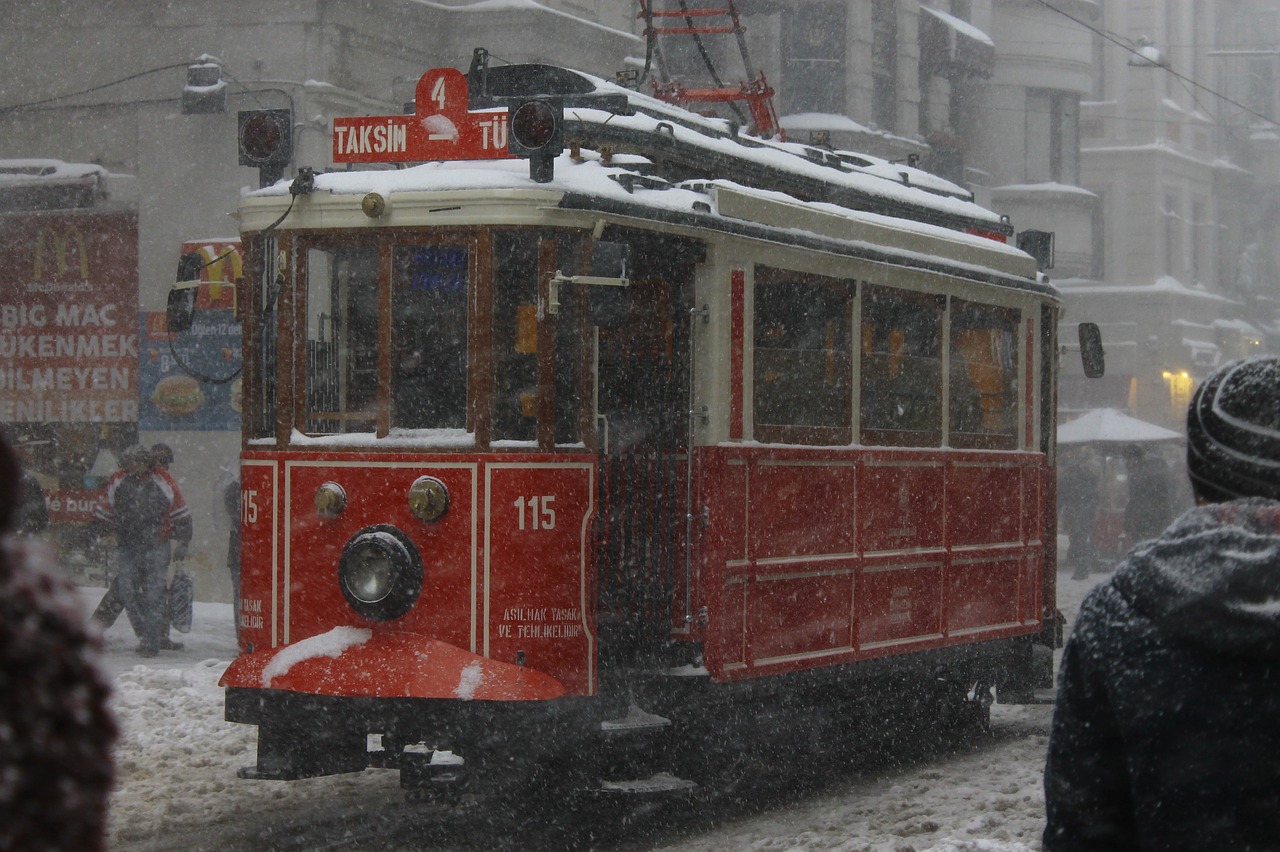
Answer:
xmin=333 ymin=67 xmax=511 ymax=164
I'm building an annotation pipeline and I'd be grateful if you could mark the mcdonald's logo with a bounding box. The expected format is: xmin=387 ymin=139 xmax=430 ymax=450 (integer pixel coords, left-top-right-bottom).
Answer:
xmin=198 ymin=243 xmax=243 ymax=284
xmin=192 ymin=242 xmax=242 ymax=312
xmin=33 ymin=226 xmax=89 ymax=280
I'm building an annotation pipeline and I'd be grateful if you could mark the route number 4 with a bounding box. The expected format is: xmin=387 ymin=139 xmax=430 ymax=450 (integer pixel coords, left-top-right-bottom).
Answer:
xmin=513 ymin=495 xmax=556 ymax=531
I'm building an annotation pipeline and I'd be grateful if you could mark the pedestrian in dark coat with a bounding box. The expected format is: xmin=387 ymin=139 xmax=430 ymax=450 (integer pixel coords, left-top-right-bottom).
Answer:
xmin=1044 ymin=356 xmax=1280 ymax=851
xmin=92 ymin=444 xmax=192 ymax=657
xmin=1121 ymin=442 xmax=1174 ymax=545
xmin=0 ymin=433 xmax=116 ymax=851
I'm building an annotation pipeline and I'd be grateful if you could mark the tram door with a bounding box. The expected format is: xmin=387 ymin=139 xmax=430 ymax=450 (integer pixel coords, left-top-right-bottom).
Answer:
xmin=594 ymin=237 xmax=696 ymax=668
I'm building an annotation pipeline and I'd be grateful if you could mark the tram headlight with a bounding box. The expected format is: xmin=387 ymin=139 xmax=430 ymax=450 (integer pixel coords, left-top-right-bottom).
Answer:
xmin=338 ymin=525 xmax=423 ymax=621
xmin=407 ymin=476 xmax=450 ymax=523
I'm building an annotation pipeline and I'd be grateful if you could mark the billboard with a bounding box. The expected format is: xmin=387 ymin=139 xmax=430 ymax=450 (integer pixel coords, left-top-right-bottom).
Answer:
xmin=0 ymin=210 xmax=140 ymax=424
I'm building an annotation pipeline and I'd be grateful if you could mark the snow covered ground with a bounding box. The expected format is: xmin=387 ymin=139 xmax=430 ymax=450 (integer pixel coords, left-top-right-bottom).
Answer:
xmin=86 ymin=554 xmax=1106 ymax=851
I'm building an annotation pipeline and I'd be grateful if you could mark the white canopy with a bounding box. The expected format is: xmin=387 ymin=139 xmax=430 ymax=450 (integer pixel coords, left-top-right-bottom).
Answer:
xmin=1057 ymin=408 xmax=1183 ymax=445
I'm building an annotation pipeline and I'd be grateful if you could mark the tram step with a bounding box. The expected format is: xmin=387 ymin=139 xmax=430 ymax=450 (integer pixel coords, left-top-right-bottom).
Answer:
xmin=600 ymin=702 xmax=672 ymax=734
xmin=595 ymin=772 xmax=697 ymax=797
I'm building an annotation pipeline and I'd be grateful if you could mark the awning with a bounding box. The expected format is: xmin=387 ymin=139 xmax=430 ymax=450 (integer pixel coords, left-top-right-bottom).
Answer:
xmin=1057 ymin=408 xmax=1183 ymax=445
xmin=919 ymin=6 xmax=994 ymax=79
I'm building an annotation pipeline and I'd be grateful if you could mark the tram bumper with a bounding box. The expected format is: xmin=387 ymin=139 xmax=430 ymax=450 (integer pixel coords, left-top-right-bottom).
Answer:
xmin=221 ymin=630 xmax=577 ymax=781
xmin=220 ymin=628 xmax=566 ymax=700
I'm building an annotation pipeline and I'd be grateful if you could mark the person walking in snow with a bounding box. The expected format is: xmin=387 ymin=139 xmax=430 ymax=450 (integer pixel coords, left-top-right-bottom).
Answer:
xmin=0 ymin=433 xmax=116 ymax=851
xmin=92 ymin=444 xmax=192 ymax=657
xmin=1044 ymin=355 xmax=1280 ymax=850
xmin=92 ymin=444 xmax=188 ymax=650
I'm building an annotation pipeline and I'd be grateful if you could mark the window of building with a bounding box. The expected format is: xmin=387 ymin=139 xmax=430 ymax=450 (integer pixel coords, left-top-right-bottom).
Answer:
xmin=753 ymin=267 xmax=854 ymax=444
xmin=1025 ymin=89 xmax=1079 ymax=184
xmin=1164 ymin=193 xmax=1180 ymax=276
xmin=781 ymin=2 xmax=847 ymax=115
xmin=872 ymin=0 xmax=898 ymax=131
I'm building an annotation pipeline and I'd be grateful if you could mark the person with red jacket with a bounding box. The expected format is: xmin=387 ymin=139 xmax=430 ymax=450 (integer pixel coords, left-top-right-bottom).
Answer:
xmin=92 ymin=445 xmax=192 ymax=657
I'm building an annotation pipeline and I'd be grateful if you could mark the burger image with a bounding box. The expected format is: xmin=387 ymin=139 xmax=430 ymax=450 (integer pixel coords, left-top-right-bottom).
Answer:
xmin=151 ymin=375 xmax=204 ymax=418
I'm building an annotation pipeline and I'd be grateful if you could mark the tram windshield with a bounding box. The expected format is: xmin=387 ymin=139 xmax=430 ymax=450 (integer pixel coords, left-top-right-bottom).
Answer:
xmin=250 ymin=228 xmax=588 ymax=447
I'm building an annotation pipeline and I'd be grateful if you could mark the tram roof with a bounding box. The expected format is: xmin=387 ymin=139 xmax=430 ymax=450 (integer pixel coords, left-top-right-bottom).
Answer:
xmin=240 ymin=63 xmax=1047 ymax=291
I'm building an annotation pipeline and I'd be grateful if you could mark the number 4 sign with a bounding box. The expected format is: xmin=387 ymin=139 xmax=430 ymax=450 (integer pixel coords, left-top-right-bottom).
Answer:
xmin=332 ymin=68 xmax=511 ymax=164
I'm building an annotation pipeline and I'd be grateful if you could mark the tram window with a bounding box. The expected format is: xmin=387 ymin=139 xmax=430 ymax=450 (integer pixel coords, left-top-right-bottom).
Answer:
xmin=554 ymin=232 xmax=585 ymax=445
xmin=752 ymin=268 xmax=853 ymax=444
xmin=860 ymin=286 xmax=943 ymax=447
xmin=949 ymin=300 xmax=1019 ymax=449
xmin=492 ymin=232 xmax=539 ymax=441
xmin=247 ymin=235 xmax=278 ymax=440
xmin=392 ymin=243 xmax=469 ymax=430
xmin=304 ymin=246 xmax=378 ymax=434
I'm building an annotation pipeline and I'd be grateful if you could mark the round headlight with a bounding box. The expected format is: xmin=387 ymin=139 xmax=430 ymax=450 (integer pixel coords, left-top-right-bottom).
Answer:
xmin=338 ymin=525 xmax=422 ymax=621
xmin=407 ymin=476 xmax=450 ymax=523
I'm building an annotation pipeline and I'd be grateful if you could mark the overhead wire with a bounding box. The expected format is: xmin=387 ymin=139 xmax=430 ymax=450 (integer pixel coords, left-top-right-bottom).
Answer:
xmin=1029 ymin=0 xmax=1277 ymax=126
xmin=0 ymin=62 xmax=192 ymax=112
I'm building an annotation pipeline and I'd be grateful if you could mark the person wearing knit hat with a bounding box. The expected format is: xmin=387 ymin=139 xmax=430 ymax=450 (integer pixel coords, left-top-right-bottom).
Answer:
xmin=1185 ymin=356 xmax=1280 ymax=502
xmin=1045 ymin=355 xmax=1280 ymax=850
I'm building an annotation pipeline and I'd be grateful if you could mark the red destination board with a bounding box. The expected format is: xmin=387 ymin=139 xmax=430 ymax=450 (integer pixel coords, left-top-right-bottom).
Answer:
xmin=333 ymin=68 xmax=511 ymax=164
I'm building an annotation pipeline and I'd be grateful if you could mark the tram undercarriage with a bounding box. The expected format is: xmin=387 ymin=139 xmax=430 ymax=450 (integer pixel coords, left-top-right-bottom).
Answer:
xmin=226 ymin=631 xmax=1048 ymax=801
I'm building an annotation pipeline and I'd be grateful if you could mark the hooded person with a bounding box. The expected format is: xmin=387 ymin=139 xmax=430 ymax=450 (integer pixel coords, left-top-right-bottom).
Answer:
xmin=1044 ymin=356 xmax=1280 ymax=851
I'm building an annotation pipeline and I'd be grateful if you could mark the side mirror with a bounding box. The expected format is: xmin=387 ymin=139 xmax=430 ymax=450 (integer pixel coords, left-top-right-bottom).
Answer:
xmin=176 ymin=251 xmax=203 ymax=284
xmin=167 ymin=285 xmax=198 ymax=335
xmin=1078 ymin=322 xmax=1105 ymax=378
xmin=1017 ymin=230 xmax=1055 ymax=272
xmin=587 ymin=242 xmax=631 ymax=328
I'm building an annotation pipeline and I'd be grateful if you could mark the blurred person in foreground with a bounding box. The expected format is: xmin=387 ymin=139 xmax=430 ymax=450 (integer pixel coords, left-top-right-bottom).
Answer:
xmin=92 ymin=444 xmax=192 ymax=657
xmin=0 ymin=433 xmax=116 ymax=851
xmin=1044 ymin=355 xmax=1280 ymax=850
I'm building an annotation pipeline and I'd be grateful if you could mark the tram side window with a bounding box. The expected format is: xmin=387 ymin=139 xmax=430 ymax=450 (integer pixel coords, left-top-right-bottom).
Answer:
xmin=752 ymin=268 xmax=854 ymax=444
xmin=304 ymin=247 xmax=378 ymax=434
xmin=949 ymin=300 xmax=1019 ymax=449
xmin=392 ymin=244 xmax=469 ymax=431
xmin=860 ymin=286 xmax=943 ymax=447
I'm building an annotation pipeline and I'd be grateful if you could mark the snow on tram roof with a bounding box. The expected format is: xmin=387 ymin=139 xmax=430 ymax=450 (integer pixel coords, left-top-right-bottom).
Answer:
xmin=249 ymin=150 xmax=1027 ymax=260
xmin=250 ymin=63 xmax=1008 ymax=232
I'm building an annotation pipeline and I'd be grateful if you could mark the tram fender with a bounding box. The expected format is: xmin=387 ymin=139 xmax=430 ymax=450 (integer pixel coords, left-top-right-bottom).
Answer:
xmin=219 ymin=629 xmax=567 ymax=701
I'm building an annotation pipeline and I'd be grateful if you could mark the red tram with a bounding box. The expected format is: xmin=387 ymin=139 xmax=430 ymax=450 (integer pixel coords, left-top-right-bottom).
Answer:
xmin=191 ymin=58 xmax=1079 ymax=798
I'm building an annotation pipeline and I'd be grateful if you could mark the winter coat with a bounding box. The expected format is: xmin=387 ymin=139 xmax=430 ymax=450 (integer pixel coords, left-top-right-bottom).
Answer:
xmin=93 ymin=467 xmax=192 ymax=550
xmin=1044 ymin=498 xmax=1280 ymax=851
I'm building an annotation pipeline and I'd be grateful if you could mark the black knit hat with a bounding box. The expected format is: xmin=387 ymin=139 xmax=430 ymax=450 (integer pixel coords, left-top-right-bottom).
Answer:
xmin=1186 ymin=356 xmax=1280 ymax=502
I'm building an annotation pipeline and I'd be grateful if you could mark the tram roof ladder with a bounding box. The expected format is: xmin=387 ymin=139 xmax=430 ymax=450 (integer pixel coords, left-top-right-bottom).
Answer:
xmin=636 ymin=0 xmax=784 ymax=141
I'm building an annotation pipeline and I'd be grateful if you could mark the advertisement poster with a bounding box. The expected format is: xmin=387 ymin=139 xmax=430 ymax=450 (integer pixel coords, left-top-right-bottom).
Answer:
xmin=139 ymin=240 xmax=244 ymax=431
xmin=139 ymin=307 xmax=242 ymax=430
xmin=0 ymin=210 xmax=140 ymax=424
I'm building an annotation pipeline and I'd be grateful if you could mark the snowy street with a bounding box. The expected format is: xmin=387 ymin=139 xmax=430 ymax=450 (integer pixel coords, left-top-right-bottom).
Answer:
xmin=92 ymin=563 xmax=1102 ymax=851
